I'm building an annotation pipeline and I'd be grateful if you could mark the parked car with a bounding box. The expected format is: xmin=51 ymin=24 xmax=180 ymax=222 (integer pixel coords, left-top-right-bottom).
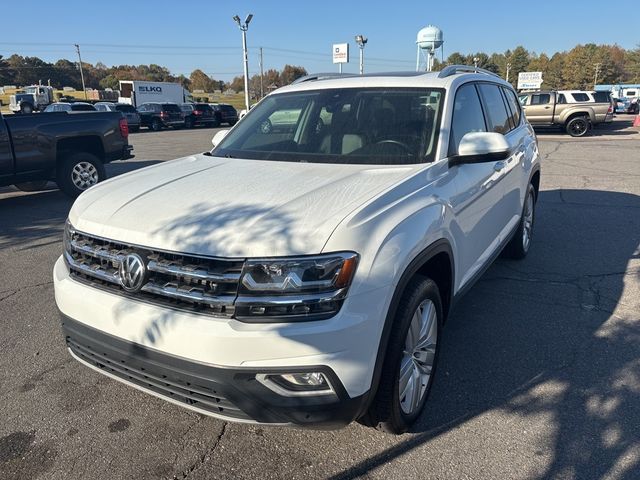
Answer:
xmin=518 ymin=90 xmax=613 ymax=137
xmin=180 ymin=103 xmax=217 ymax=128
xmin=43 ymin=102 xmax=97 ymax=112
xmin=95 ymin=102 xmax=141 ymax=132
xmin=210 ymin=103 xmax=238 ymax=126
xmin=137 ymin=102 xmax=184 ymax=131
xmin=55 ymin=66 xmax=540 ymax=433
xmin=0 ymin=110 xmax=133 ymax=197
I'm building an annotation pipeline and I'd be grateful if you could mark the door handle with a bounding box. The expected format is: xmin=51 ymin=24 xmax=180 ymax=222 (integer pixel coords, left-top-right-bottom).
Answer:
xmin=544 ymin=106 xmax=551 ymax=109
xmin=493 ymin=160 xmax=506 ymax=172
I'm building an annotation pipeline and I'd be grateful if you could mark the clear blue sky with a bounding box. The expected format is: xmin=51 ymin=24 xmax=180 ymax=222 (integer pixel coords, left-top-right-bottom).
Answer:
xmin=2 ymin=0 xmax=638 ymax=81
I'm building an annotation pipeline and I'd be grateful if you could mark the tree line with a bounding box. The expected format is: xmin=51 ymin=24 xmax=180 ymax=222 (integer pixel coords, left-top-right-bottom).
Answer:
xmin=0 ymin=54 xmax=307 ymax=93
xmin=433 ymin=44 xmax=640 ymax=89
xmin=1 ymin=43 xmax=639 ymax=93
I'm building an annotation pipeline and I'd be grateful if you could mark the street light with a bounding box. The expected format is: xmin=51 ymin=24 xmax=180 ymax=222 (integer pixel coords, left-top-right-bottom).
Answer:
xmin=355 ymin=35 xmax=368 ymax=75
xmin=233 ymin=13 xmax=253 ymax=111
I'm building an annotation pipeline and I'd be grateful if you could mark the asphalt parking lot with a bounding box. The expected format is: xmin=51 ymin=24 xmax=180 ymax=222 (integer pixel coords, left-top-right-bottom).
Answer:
xmin=1 ymin=117 xmax=639 ymax=480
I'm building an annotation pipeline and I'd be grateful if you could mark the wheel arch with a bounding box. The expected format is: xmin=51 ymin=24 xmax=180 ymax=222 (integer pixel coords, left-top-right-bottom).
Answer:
xmin=360 ymin=238 xmax=454 ymax=418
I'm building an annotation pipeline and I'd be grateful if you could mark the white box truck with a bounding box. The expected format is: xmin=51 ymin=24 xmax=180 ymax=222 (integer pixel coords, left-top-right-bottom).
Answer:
xmin=118 ymin=81 xmax=192 ymax=107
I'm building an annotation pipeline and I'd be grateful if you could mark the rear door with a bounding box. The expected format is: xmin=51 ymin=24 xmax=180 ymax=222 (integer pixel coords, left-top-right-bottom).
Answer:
xmin=447 ymin=82 xmax=512 ymax=287
xmin=0 ymin=116 xmax=14 ymax=181
xmin=522 ymin=92 xmax=553 ymax=125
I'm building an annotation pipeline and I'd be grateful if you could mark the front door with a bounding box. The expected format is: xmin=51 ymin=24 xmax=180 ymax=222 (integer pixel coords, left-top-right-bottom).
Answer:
xmin=0 ymin=117 xmax=14 ymax=182
xmin=446 ymin=82 xmax=511 ymax=289
xmin=521 ymin=92 xmax=553 ymax=125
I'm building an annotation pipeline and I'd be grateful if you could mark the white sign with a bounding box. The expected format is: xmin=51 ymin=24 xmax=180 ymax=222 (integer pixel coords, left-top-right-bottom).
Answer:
xmin=332 ymin=43 xmax=349 ymax=64
xmin=518 ymin=71 xmax=543 ymax=90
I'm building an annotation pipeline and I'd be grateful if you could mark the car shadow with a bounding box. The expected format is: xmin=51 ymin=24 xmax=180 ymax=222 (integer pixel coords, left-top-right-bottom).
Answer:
xmin=330 ymin=188 xmax=640 ymax=480
xmin=536 ymin=118 xmax=637 ymax=137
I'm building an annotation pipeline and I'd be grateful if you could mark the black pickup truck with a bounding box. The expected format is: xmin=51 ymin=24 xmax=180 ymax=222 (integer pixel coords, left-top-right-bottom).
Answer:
xmin=0 ymin=111 xmax=133 ymax=197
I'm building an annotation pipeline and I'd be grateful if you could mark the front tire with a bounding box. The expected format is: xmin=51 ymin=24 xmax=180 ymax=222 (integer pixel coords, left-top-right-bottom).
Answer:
xmin=362 ymin=276 xmax=442 ymax=434
xmin=503 ymin=183 xmax=536 ymax=259
xmin=56 ymin=152 xmax=106 ymax=198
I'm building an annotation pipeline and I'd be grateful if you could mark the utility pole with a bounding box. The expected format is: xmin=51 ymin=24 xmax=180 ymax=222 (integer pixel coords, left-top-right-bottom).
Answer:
xmin=259 ymin=47 xmax=264 ymax=99
xmin=355 ymin=35 xmax=368 ymax=75
xmin=233 ymin=14 xmax=253 ymax=111
xmin=74 ymin=44 xmax=87 ymax=100
xmin=506 ymin=62 xmax=512 ymax=82
xmin=593 ymin=63 xmax=602 ymax=90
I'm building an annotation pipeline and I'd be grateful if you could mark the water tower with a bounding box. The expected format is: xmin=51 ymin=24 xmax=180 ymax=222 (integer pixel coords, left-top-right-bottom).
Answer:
xmin=416 ymin=25 xmax=444 ymax=72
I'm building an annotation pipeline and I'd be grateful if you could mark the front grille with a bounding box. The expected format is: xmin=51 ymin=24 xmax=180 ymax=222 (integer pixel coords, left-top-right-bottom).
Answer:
xmin=65 ymin=230 xmax=243 ymax=317
xmin=66 ymin=332 xmax=250 ymax=420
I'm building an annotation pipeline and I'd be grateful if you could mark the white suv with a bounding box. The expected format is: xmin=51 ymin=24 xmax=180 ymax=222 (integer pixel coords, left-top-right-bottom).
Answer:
xmin=54 ymin=66 xmax=540 ymax=434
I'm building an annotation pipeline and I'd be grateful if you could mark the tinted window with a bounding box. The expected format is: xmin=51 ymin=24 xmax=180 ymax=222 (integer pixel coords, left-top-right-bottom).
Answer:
xmin=71 ymin=104 xmax=96 ymax=111
xmin=502 ymin=87 xmax=522 ymax=128
xmin=94 ymin=104 xmax=107 ymax=111
xmin=625 ymin=90 xmax=636 ymax=96
xmin=449 ymin=83 xmax=486 ymax=156
xmin=195 ymin=103 xmax=211 ymax=110
xmin=571 ymin=93 xmax=590 ymax=102
xmin=530 ymin=94 xmax=551 ymax=105
xmin=477 ymin=84 xmax=511 ymax=134
xmin=115 ymin=104 xmax=136 ymax=113
xmin=558 ymin=94 xmax=567 ymax=104
xmin=220 ymin=105 xmax=237 ymax=113
xmin=592 ymin=92 xmax=611 ymax=103
xmin=180 ymin=104 xmax=193 ymax=112
xmin=162 ymin=104 xmax=181 ymax=112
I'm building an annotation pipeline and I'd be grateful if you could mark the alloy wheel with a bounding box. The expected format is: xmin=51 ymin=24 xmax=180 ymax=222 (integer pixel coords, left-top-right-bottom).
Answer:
xmin=399 ymin=299 xmax=438 ymax=415
xmin=71 ymin=161 xmax=99 ymax=190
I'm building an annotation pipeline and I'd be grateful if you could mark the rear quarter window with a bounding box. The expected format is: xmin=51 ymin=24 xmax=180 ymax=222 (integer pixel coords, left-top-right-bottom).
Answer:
xmin=502 ymin=87 xmax=522 ymax=128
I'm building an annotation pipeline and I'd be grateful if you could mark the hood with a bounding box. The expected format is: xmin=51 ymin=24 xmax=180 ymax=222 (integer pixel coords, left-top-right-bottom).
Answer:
xmin=70 ymin=154 xmax=418 ymax=257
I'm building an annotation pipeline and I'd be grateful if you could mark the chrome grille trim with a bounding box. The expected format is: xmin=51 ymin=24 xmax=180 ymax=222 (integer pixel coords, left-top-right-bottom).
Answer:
xmin=65 ymin=230 xmax=242 ymax=317
xmin=146 ymin=260 xmax=240 ymax=283
xmin=141 ymin=282 xmax=236 ymax=307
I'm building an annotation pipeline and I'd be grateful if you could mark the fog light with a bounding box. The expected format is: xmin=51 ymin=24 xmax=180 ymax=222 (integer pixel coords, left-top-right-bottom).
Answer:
xmin=256 ymin=372 xmax=336 ymax=397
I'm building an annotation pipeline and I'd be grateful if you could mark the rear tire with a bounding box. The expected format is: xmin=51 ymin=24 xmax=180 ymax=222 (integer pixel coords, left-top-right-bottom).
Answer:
xmin=503 ymin=183 xmax=536 ymax=259
xmin=21 ymin=103 xmax=33 ymax=114
xmin=14 ymin=180 xmax=49 ymax=192
xmin=151 ymin=118 xmax=162 ymax=131
xmin=130 ymin=126 xmax=140 ymax=133
xmin=185 ymin=117 xmax=194 ymax=129
xmin=56 ymin=152 xmax=106 ymax=198
xmin=566 ymin=116 xmax=590 ymax=137
xmin=361 ymin=276 xmax=442 ymax=434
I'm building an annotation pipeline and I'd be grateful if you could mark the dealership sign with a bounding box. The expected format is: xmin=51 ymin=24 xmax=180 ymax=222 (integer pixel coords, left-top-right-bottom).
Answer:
xmin=332 ymin=43 xmax=349 ymax=64
xmin=518 ymin=72 xmax=543 ymax=90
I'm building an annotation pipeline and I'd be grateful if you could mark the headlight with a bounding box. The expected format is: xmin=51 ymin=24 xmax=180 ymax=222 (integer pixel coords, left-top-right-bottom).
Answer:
xmin=235 ymin=252 xmax=359 ymax=321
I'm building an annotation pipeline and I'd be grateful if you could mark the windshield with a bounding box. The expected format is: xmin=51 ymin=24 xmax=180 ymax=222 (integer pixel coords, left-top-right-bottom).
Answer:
xmin=213 ymin=87 xmax=444 ymax=164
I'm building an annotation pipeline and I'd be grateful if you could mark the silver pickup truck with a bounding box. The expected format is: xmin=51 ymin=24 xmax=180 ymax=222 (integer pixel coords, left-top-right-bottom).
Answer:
xmin=518 ymin=90 xmax=613 ymax=137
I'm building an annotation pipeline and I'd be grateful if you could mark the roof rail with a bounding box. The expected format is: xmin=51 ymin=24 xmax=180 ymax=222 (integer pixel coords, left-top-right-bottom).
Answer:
xmin=437 ymin=65 xmax=500 ymax=79
xmin=291 ymin=73 xmax=357 ymax=85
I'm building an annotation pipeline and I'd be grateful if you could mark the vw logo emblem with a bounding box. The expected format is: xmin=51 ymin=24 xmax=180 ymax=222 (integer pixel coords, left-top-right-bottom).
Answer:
xmin=119 ymin=253 xmax=147 ymax=292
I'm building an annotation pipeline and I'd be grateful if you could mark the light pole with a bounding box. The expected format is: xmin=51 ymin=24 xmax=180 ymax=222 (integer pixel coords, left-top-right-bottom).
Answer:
xmin=233 ymin=14 xmax=253 ymax=111
xmin=505 ymin=62 xmax=512 ymax=82
xmin=593 ymin=63 xmax=602 ymax=90
xmin=74 ymin=44 xmax=87 ymax=100
xmin=355 ymin=35 xmax=367 ymax=75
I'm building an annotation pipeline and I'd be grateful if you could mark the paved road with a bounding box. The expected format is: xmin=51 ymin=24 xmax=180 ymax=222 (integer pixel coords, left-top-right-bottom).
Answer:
xmin=1 ymin=119 xmax=639 ymax=480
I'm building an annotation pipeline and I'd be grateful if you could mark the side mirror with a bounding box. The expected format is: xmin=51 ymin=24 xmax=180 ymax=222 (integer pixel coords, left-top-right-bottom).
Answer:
xmin=211 ymin=129 xmax=230 ymax=148
xmin=449 ymin=132 xmax=511 ymax=167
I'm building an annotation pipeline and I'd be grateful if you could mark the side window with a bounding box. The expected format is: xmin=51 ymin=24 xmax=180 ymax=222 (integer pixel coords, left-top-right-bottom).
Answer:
xmin=502 ymin=88 xmax=522 ymax=127
xmin=137 ymin=104 xmax=147 ymax=112
xmin=448 ymin=83 xmax=486 ymax=156
xmin=558 ymin=94 xmax=566 ymax=104
xmin=571 ymin=92 xmax=590 ymax=102
xmin=518 ymin=95 xmax=529 ymax=106
xmin=477 ymin=84 xmax=511 ymax=134
xmin=530 ymin=94 xmax=551 ymax=105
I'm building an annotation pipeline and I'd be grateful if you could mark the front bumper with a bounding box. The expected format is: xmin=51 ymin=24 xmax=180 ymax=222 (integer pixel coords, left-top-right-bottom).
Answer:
xmin=54 ymin=256 xmax=385 ymax=427
xmin=61 ymin=314 xmax=367 ymax=427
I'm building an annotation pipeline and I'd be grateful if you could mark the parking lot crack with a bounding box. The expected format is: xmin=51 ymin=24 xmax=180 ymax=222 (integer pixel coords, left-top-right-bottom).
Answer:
xmin=174 ymin=422 xmax=227 ymax=479
xmin=0 ymin=280 xmax=53 ymax=302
